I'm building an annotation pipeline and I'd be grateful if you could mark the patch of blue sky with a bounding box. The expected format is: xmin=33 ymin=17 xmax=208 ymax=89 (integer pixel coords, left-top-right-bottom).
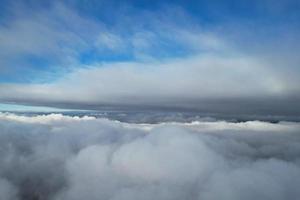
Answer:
xmin=0 ymin=103 xmax=71 ymax=112
xmin=66 ymin=0 xmax=300 ymax=24
xmin=78 ymin=49 xmax=135 ymax=65
xmin=0 ymin=57 xmax=67 ymax=84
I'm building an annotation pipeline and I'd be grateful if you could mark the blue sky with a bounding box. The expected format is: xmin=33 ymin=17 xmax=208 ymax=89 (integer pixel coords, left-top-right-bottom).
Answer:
xmin=0 ymin=103 xmax=72 ymax=112
xmin=0 ymin=0 xmax=299 ymax=114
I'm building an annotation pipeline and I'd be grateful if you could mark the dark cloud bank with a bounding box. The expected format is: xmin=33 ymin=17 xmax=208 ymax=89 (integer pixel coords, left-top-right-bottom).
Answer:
xmin=0 ymin=112 xmax=300 ymax=200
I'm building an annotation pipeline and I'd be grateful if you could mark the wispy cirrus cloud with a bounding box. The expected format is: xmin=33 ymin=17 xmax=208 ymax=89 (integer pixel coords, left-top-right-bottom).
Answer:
xmin=0 ymin=1 xmax=247 ymax=80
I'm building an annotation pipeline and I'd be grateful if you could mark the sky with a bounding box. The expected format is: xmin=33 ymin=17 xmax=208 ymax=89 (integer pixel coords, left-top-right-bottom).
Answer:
xmin=0 ymin=103 xmax=72 ymax=112
xmin=0 ymin=0 xmax=299 ymax=115
xmin=0 ymin=2 xmax=300 ymax=198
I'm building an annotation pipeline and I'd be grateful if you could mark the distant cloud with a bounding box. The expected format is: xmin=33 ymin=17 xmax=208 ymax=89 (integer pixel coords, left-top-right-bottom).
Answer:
xmin=0 ymin=53 xmax=299 ymax=114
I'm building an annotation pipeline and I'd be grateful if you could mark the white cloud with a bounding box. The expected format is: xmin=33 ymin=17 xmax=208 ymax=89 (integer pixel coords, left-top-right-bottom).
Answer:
xmin=0 ymin=53 xmax=298 ymax=113
xmin=96 ymin=32 xmax=124 ymax=51
xmin=0 ymin=113 xmax=299 ymax=200
xmin=0 ymin=3 xmax=99 ymax=64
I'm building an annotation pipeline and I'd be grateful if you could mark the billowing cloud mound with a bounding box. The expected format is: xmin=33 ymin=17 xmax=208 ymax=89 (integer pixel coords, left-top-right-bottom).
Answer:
xmin=0 ymin=112 xmax=299 ymax=200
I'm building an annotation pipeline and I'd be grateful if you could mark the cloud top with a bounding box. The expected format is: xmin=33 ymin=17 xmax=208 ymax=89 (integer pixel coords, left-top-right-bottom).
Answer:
xmin=0 ymin=112 xmax=299 ymax=200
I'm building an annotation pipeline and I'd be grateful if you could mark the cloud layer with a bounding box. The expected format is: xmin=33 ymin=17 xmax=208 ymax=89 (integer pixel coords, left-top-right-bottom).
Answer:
xmin=0 ymin=112 xmax=299 ymax=200
xmin=1 ymin=54 xmax=299 ymax=115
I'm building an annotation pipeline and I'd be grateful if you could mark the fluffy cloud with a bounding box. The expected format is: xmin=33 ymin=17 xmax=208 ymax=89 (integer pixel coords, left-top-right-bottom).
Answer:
xmin=0 ymin=112 xmax=299 ymax=200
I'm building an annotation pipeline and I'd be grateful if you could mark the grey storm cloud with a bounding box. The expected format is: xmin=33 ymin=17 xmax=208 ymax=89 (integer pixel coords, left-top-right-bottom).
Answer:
xmin=0 ymin=112 xmax=299 ymax=200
